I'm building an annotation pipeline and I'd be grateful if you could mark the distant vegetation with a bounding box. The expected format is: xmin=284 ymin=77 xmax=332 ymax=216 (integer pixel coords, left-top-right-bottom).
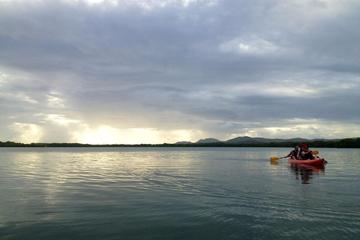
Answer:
xmin=1 ymin=137 xmax=360 ymax=148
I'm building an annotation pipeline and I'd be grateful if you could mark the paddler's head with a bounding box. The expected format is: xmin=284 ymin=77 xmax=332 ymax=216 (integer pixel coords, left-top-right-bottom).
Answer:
xmin=300 ymin=143 xmax=308 ymax=150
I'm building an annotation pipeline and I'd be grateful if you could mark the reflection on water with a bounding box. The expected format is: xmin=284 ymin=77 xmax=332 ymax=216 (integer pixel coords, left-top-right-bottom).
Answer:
xmin=269 ymin=158 xmax=326 ymax=184
xmin=289 ymin=164 xmax=325 ymax=184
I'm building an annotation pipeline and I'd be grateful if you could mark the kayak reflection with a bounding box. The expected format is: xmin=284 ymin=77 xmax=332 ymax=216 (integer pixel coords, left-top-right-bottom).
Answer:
xmin=290 ymin=163 xmax=325 ymax=184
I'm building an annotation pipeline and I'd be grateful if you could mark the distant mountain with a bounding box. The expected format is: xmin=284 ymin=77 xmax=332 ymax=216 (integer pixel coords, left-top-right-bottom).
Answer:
xmin=225 ymin=136 xmax=309 ymax=144
xmin=173 ymin=136 xmax=312 ymax=145
xmin=226 ymin=136 xmax=266 ymax=144
xmin=286 ymin=138 xmax=311 ymax=143
xmin=196 ymin=138 xmax=222 ymax=144
xmin=183 ymin=136 xmax=357 ymax=147
xmin=175 ymin=141 xmax=193 ymax=144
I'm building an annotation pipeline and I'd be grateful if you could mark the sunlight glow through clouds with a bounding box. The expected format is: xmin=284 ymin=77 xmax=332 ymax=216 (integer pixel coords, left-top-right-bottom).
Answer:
xmin=10 ymin=123 xmax=42 ymax=143
xmin=72 ymin=125 xmax=204 ymax=144
xmin=73 ymin=125 xmax=123 ymax=144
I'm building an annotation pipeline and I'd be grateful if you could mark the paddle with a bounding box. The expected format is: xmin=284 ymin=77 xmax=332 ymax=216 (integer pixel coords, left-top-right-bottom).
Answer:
xmin=270 ymin=150 xmax=320 ymax=162
xmin=270 ymin=156 xmax=287 ymax=161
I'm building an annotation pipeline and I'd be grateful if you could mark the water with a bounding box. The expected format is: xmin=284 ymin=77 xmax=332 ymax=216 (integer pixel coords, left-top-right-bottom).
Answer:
xmin=0 ymin=147 xmax=359 ymax=240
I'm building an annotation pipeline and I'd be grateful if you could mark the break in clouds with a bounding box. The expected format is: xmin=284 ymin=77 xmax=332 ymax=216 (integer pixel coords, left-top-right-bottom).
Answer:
xmin=1 ymin=0 xmax=360 ymax=144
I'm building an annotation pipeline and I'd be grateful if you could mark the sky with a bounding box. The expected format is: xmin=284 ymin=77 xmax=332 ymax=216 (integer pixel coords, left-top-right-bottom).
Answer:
xmin=0 ymin=0 xmax=360 ymax=144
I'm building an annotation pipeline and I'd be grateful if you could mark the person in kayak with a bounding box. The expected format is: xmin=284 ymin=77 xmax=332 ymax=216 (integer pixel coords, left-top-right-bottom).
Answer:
xmin=285 ymin=145 xmax=301 ymax=159
xmin=299 ymin=143 xmax=315 ymax=160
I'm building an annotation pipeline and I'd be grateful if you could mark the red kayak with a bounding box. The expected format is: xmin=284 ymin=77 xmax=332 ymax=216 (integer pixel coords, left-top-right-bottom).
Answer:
xmin=288 ymin=158 xmax=327 ymax=167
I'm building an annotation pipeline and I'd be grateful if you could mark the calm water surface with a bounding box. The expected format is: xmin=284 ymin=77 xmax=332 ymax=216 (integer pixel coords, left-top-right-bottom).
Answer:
xmin=0 ymin=147 xmax=359 ymax=240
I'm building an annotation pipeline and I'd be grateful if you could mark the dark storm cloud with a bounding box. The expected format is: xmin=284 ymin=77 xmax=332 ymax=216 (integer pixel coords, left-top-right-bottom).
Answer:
xmin=1 ymin=0 xmax=360 ymax=142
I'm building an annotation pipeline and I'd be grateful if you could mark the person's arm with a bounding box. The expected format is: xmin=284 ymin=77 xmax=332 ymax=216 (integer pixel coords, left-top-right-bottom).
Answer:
xmin=285 ymin=150 xmax=294 ymax=158
xmin=297 ymin=150 xmax=303 ymax=159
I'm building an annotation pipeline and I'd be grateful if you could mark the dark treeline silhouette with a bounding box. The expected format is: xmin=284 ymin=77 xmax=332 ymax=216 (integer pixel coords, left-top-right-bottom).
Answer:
xmin=1 ymin=138 xmax=360 ymax=148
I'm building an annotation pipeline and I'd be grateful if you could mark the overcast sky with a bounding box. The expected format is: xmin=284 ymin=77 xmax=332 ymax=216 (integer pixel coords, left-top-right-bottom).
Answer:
xmin=1 ymin=0 xmax=360 ymax=144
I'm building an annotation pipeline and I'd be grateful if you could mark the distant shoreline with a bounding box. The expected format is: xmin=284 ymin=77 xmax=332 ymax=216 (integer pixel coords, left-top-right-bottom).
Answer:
xmin=1 ymin=137 xmax=359 ymax=148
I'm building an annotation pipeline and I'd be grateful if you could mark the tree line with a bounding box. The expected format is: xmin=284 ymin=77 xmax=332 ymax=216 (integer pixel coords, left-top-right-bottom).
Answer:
xmin=0 ymin=138 xmax=360 ymax=148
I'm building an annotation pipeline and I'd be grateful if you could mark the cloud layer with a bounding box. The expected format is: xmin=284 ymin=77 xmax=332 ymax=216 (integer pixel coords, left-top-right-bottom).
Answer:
xmin=1 ymin=0 xmax=360 ymax=143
